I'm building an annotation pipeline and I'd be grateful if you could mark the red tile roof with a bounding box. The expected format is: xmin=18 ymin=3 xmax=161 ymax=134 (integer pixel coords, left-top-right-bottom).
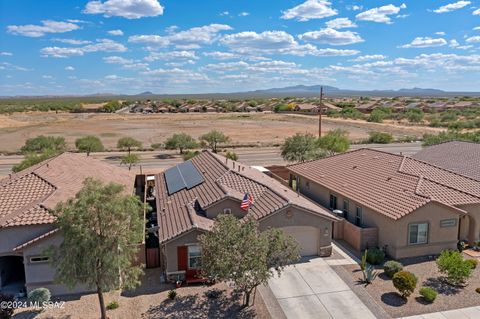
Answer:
xmin=412 ymin=141 xmax=480 ymax=181
xmin=156 ymin=151 xmax=336 ymax=242
xmin=288 ymin=148 xmax=480 ymax=220
xmin=0 ymin=152 xmax=135 ymax=228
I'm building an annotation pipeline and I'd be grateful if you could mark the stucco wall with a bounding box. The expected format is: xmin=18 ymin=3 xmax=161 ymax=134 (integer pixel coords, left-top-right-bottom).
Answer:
xmin=457 ymin=203 xmax=480 ymax=244
xmin=0 ymin=224 xmax=56 ymax=256
xmin=205 ymin=198 xmax=245 ymax=219
xmin=164 ymin=229 xmax=205 ymax=273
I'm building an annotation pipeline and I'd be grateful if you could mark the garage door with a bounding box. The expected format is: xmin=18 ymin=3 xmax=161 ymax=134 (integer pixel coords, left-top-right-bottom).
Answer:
xmin=282 ymin=226 xmax=319 ymax=256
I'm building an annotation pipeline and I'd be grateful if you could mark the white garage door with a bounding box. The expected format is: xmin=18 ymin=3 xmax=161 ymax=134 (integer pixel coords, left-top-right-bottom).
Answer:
xmin=282 ymin=226 xmax=319 ymax=256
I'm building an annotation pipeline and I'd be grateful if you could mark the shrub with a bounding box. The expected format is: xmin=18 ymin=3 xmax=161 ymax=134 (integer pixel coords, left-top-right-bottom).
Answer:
xmin=28 ymin=287 xmax=51 ymax=305
xmin=106 ymin=301 xmax=119 ymax=310
xmin=204 ymin=288 xmax=223 ymax=299
xmin=476 ymin=287 xmax=480 ymax=294
xmin=436 ymin=250 xmax=472 ymax=285
xmin=0 ymin=293 xmax=14 ymax=319
xmin=384 ymin=260 xmax=403 ymax=278
xmin=419 ymin=287 xmax=437 ymax=303
xmin=168 ymin=289 xmax=177 ymax=300
xmin=367 ymin=132 xmax=393 ymax=144
xmin=465 ymin=259 xmax=478 ymax=270
xmin=366 ymin=248 xmax=385 ymax=265
xmin=392 ymin=271 xmax=418 ymax=298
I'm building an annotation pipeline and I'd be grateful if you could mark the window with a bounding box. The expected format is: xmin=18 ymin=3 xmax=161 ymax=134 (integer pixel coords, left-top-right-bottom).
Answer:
xmin=355 ymin=206 xmax=362 ymax=227
xmin=306 ymin=181 xmax=310 ymax=189
xmin=29 ymin=256 xmax=50 ymax=263
xmin=223 ymin=208 xmax=232 ymax=214
xmin=409 ymin=223 xmax=429 ymax=245
xmin=188 ymin=245 xmax=201 ymax=269
xmin=440 ymin=219 xmax=457 ymax=228
xmin=343 ymin=200 xmax=349 ymax=220
xmin=330 ymin=194 xmax=337 ymax=210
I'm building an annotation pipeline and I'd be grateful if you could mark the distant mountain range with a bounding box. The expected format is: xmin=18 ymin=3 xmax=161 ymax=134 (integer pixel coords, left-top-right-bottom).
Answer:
xmin=2 ymin=85 xmax=479 ymax=99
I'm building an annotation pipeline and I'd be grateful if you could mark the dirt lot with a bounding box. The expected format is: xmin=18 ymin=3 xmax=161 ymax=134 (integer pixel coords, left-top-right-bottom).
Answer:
xmin=13 ymin=270 xmax=270 ymax=319
xmin=0 ymin=112 xmax=443 ymax=153
xmin=344 ymin=256 xmax=480 ymax=318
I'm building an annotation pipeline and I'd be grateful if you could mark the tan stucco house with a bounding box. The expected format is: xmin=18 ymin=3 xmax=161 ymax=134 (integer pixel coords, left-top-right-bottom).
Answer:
xmin=150 ymin=151 xmax=337 ymax=282
xmin=288 ymin=148 xmax=480 ymax=259
xmin=0 ymin=153 xmax=136 ymax=296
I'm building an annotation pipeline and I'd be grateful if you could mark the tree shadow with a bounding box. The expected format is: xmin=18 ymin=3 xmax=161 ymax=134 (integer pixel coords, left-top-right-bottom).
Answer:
xmin=380 ymin=292 xmax=407 ymax=307
xmin=414 ymin=296 xmax=431 ymax=305
xmin=155 ymin=154 xmax=174 ymax=159
xmin=423 ymin=277 xmax=463 ymax=296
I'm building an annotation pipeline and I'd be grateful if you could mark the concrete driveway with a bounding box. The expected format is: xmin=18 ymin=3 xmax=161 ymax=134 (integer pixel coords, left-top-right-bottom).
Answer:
xmin=268 ymin=257 xmax=376 ymax=319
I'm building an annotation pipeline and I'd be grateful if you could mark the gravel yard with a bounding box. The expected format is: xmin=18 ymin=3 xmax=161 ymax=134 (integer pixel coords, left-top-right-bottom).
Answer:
xmin=13 ymin=270 xmax=270 ymax=319
xmin=343 ymin=256 xmax=480 ymax=318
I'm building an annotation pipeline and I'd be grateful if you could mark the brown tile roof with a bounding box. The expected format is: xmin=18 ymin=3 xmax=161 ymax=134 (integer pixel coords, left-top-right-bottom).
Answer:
xmin=412 ymin=141 xmax=480 ymax=181
xmin=288 ymin=148 xmax=480 ymax=220
xmin=0 ymin=152 xmax=135 ymax=228
xmin=156 ymin=151 xmax=336 ymax=242
xmin=13 ymin=228 xmax=59 ymax=252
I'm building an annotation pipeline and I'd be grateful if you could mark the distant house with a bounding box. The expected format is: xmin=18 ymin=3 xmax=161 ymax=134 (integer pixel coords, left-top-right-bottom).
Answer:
xmin=426 ymin=102 xmax=448 ymax=111
xmin=453 ymin=101 xmax=475 ymax=109
xmin=152 ymin=151 xmax=337 ymax=282
xmin=0 ymin=153 xmax=136 ymax=296
xmin=288 ymin=149 xmax=480 ymax=259
xmin=355 ymin=101 xmax=378 ymax=113
xmin=294 ymin=103 xmax=319 ymax=112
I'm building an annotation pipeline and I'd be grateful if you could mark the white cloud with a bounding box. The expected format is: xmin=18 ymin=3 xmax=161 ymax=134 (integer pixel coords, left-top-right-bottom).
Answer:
xmin=220 ymin=11 xmax=230 ymax=16
xmin=349 ymin=5 xmax=363 ymax=11
xmin=0 ymin=62 xmax=30 ymax=71
xmin=41 ymin=39 xmax=127 ymax=58
xmin=144 ymin=50 xmax=198 ymax=62
xmin=65 ymin=66 xmax=75 ymax=71
xmin=356 ymin=4 xmax=407 ymax=24
xmin=326 ymin=18 xmax=357 ymax=29
xmin=129 ymin=24 xmax=232 ymax=49
xmin=299 ymin=28 xmax=363 ymax=45
xmin=466 ymin=36 xmax=480 ymax=43
xmin=220 ymin=31 xmax=359 ymax=57
xmin=84 ymin=0 xmax=164 ymax=19
xmin=351 ymin=54 xmax=386 ymax=62
xmin=42 ymin=75 xmax=53 ymax=79
xmin=102 ymin=55 xmax=149 ymax=69
xmin=474 ymin=26 xmax=480 ymax=30
xmin=433 ymin=1 xmax=471 ymax=13
xmin=400 ymin=37 xmax=447 ymax=48
xmin=108 ymin=29 xmax=124 ymax=36
xmin=239 ymin=12 xmax=250 ymax=17
xmin=435 ymin=31 xmax=446 ymax=36
xmin=281 ymin=0 xmax=337 ymax=21
xmin=7 ymin=20 xmax=80 ymax=37
xmin=203 ymin=51 xmax=240 ymax=60
xmin=52 ymin=38 xmax=92 ymax=45
xmin=473 ymin=8 xmax=480 ymax=15
xmin=0 ymin=52 xmax=13 ymax=56
xmin=449 ymin=39 xmax=459 ymax=47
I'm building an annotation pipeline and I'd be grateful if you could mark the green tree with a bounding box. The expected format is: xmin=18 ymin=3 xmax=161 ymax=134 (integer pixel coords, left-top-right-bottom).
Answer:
xmin=200 ymin=130 xmax=230 ymax=153
xmin=100 ymin=100 xmax=122 ymax=113
xmin=48 ymin=178 xmax=144 ymax=319
xmin=121 ymin=153 xmax=140 ymax=171
xmin=117 ymin=137 xmax=142 ymax=155
xmin=405 ymin=109 xmax=424 ymax=123
xmin=318 ymin=129 xmax=350 ymax=156
xmin=225 ymin=151 xmax=238 ymax=161
xmin=281 ymin=133 xmax=326 ymax=162
xmin=182 ymin=150 xmax=200 ymax=161
xmin=75 ymin=136 xmax=104 ymax=156
xmin=12 ymin=149 xmax=57 ymax=173
xmin=368 ymin=109 xmax=386 ymax=123
xmin=21 ymin=135 xmax=66 ymax=154
xmin=436 ymin=250 xmax=472 ymax=285
xmin=165 ymin=133 xmax=198 ymax=154
xmin=199 ymin=214 xmax=299 ymax=307
xmin=368 ymin=132 xmax=394 ymax=144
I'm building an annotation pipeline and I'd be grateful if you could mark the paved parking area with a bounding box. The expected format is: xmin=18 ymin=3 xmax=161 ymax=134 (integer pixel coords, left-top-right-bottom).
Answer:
xmin=268 ymin=257 xmax=376 ymax=319
xmin=400 ymin=306 xmax=480 ymax=319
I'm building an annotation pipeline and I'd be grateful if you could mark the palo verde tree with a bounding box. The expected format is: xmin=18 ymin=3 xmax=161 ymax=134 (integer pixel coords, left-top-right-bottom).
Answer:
xmin=164 ymin=133 xmax=198 ymax=154
xmin=48 ymin=178 xmax=144 ymax=319
xmin=121 ymin=153 xmax=140 ymax=171
xmin=200 ymin=214 xmax=299 ymax=307
xmin=200 ymin=130 xmax=230 ymax=153
xmin=281 ymin=133 xmax=325 ymax=162
xmin=75 ymin=136 xmax=104 ymax=156
xmin=21 ymin=135 xmax=67 ymax=154
xmin=317 ymin=129 xmax=350 ymax=156
xmin=117 ymin=137 xmax=142 ymax=155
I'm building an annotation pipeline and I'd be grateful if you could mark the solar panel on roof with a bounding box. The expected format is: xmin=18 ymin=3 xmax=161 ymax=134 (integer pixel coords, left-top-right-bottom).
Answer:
xmin=164 ymin=160 xmax=204 ymax=195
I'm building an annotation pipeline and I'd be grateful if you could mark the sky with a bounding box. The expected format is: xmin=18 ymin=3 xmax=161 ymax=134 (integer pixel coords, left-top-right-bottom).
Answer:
xmin=0 ymin=0 xmax=480 ymax=95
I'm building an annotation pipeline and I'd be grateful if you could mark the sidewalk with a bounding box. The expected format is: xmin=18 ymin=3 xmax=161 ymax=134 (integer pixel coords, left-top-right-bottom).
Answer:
xmin=400 ymin=306 xmax=480 ymax=319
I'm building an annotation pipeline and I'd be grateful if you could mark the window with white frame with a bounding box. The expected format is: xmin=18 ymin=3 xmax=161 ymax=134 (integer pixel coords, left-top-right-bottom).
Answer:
xmin=408 ymin=223 xmax=429 ymax=245
xmin=29 ymin=256 xmax=50 ymax=263
xmin=223 ymin=208 xmax=232 ymax=214
xmin=355 ymin=206 xmax=362 ymax=227
xmin=188 ymin=245 xmax=201 ymax=269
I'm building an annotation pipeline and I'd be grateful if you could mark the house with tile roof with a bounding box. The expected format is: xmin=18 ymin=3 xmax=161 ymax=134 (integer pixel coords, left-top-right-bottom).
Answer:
xmin=288 ymin=149 xmax=480 ymax=259
xmin=151 ymin=151 xmax=337 ymax=281
xmin=0 ymin=153 xmax=136 ymax=296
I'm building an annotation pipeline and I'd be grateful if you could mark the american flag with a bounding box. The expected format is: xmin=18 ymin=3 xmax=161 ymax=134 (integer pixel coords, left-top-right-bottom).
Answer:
xmin=240 ymin=192 xmax=253 ymax=211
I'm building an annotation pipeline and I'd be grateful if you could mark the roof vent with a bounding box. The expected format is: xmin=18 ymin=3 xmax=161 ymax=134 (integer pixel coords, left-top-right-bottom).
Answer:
xmin=353 ymin=165 xmax=358 ymax=169
xmin=387 ymin=177 xmax=392 ymax=181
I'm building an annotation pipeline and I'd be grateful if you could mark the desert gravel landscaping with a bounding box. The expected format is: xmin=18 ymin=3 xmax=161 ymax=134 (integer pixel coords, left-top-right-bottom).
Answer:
xmin=343 ymin=256 xmax=480 ymax=318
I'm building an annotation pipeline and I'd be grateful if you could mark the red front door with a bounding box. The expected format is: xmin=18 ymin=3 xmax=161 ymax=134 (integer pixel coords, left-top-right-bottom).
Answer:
xmin=177 ymin=246 xmax=188 ymax=271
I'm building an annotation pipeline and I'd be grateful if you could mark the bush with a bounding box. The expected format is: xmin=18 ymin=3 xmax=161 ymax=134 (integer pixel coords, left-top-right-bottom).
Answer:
xmin=204 ymin=288 xmax=223 ymax=299
xmin=0 ymin=293 xmax=14 ymax=319
xmin=393 ymin=271 xmax=417 ymax=298
xmin=168 ymin=289 xmax=177 ymax=300
xmin=436 ymin=250 xmax=472 ymax=285
xmin=106 ymin=301 xmax=119 ymax=310
xmin=384 ymin=260 xmax=403 ymax=278
xmin=28 ymin=287 xmax=51 ymax=305
xmin=419 ymin=287 xmax=437 ymax=303
xmin=465 ymin=259 xmax=478 ymax=270
xmin=366 ymin=248 xmax=385 ymax=265
xmin=367 ymin=132 xmax=394 ymax=144
xmin=476 ymin=287 xmax=480 ymax=294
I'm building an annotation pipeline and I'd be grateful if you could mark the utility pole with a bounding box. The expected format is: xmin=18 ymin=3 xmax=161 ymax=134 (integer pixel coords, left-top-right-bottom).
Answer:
xmin=319 ymin=86 xmax=324 ymax=138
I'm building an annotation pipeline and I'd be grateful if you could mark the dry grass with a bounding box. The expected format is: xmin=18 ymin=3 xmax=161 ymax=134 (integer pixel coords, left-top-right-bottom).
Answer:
xmin=344 ymin=256 xmax=480 ymax=317
xmin=0 ymin=112 xmax=443 ymax=153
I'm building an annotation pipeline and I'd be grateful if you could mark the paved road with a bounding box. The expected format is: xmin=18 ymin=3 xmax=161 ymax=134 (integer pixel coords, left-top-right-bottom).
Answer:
xmin=0 ymin=142 xmax=423 ymax=177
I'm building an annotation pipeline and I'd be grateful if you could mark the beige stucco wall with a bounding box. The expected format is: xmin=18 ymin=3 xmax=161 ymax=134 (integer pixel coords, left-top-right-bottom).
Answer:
xmin=205 ymin=198 xmax=245 ymax=219
xmin=0 ymin=224 xmax=56 ymax=256
xmin=163 ymin=229 xmax=205 ymax=273
xmin=296 ymin=175 xmax=461 ymax=259
xmin=457 ymin=203 xmax=480 ymax=244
